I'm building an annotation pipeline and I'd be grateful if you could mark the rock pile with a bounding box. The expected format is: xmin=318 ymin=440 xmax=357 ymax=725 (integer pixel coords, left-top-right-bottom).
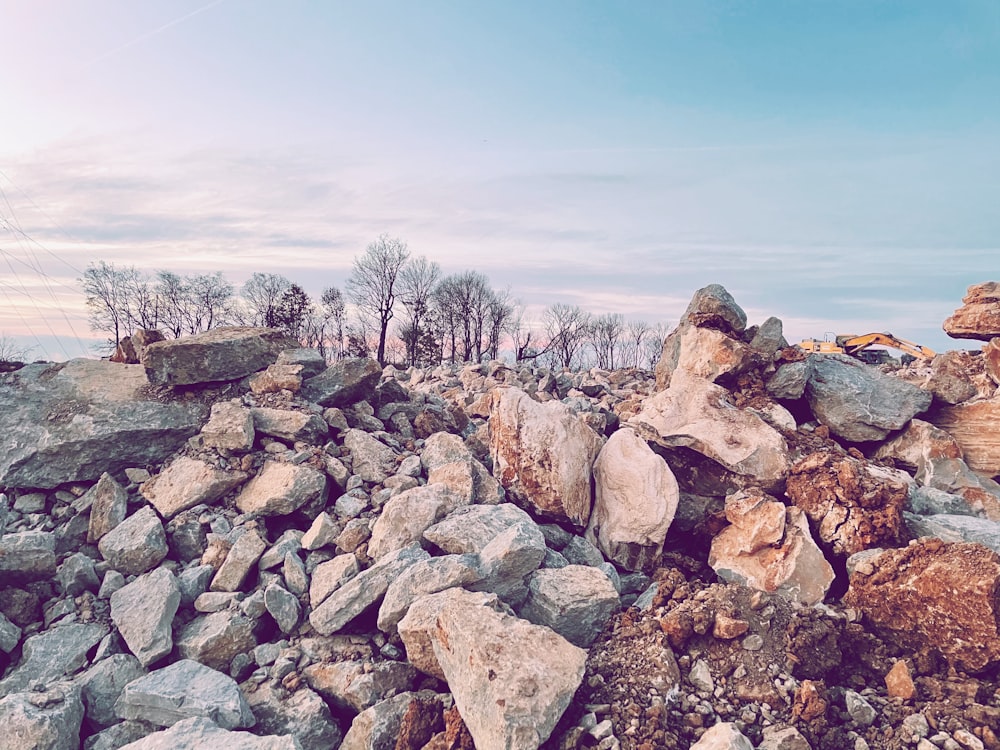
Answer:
xmin=1 ymin=282 xmax=1000 ymax=750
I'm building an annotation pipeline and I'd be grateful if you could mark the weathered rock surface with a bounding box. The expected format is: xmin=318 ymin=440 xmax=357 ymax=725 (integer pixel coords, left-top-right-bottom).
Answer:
xmin=244 ymin=681 xmax=341 ymax=750
xmin=0 ymin=682 xmax=84 ymax=750
xmin=111 ymin=566 xmax=181 ymax=667
xmin=0 ymin=622 xmax=107 ymax=697
xmin=83 ymin=472 xmax=129 ymax=542
xmin=141 ymin=456 xmax=248 ymax=518
xmin=299 ymin=357 xmax=382 ymax=407
xmin=340 ymin=690 xmax=441 ymax=750
xmin=117 ymin=716 xmax=301 ymax=749
xmin=115 ymin=659 xmax=254 ymax=729
xmin=844 ymin=538 xmax=1000 ymax=672
xmin=77 ymin=654 xmax=147 ymax=728
xmin=655 ymin=323 xmax=758 ymax=391
xmin=98 ymin=505 xmax=168 ymax=575
xmin=0 ymin=530 xmax=56 ymax=584
xmin=368 ymin=484 xmax=464 ymax=560
xmin=929 ymin=396 xmax=1000 ymax=476
xmin=518 ymin=565 xmax=620 ymax=647
xmin=199 ymin=401 xmax=255 ymax=453
xmin=943 ymin=281 xmax=1000 ymax=340
xmin=0 ymin=359 xmax=205 ymax=488
xmin=174 ymin=610 xmax=256 ymax=671
xmin=252 ymin=407 xmax=329 ymax=444
xmin=490 ymin=386 xmax=603 ymax=526
xmin=235 ymin=461 xmax=327 ymax=516
xmin=142 ymin=326 xmax=298 ymax=386
xmin=786 ymin=451 xmax=909 ymax=556
xmin=586 ymin=427 xmax=679 ymax=572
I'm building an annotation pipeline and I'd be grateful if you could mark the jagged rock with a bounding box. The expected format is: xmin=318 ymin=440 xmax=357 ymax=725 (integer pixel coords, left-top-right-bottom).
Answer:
xmin=630 ymin=373 xmax=789 ymax=494
xmin=844 ymin=538 xmax=1000 ymax=672
xmin=421 ymin=432 xmax=504 ymax=504
xmin=249 ymin=364 xmax=304 ymax=395
xmin=0 ymin=611 xmax=22 ymax=653
xmin=77 ymin=653 xmax=147 ymax=728
xmin=0 ymin=359 xmax=206 ymax=488
xmin=794 ymin=354 xmax=932 ymax=442
xmin=309 ymin=544 xmax=430 ymax=635
xmin=116 ymin=716 xmax=301 ymax=749
xmin=425 ymin=587 xmax=587 ymax=750
xmin=691 ymin=721 xmax=754 ymax=749
xmin=235 ymin=461 xmax=327 ymax=516
xmin=303 ymin=659 xmax=418 ymax=713
xmin=175 ymin=610 xmax=256 ymax=671
xmin=680 ymin=283 xmax=748 ymax=334
xmin=586 ymin=427 xmax=678 ymax=572
xmin=904 ymin=512 xmax=1000 ymax=552
xmin=142 ymin=326 xmax=297 ymax=386
xmin=786 ymin=452 xmax=909 ymax=556
xmin=465 ymin=506 xmax=547 ymax=606
xmin=489 ymin=387 xmax=603 ymax=526
xmin=211 ymin=528 xmax=267 ymax=592
xmin=986 ymin=338 xmax=1000 ymax=385
xmin=141 ymin=456 xmax=249 ymax=518
xmin=299 ymin=357 xmax=382 ymax=407
xmin=276 ymin=348 xmax=326 ymax=378
xmin=0 ymin=622 xmax=108 ymax=697
xmin=83 ymin=472 xmax=129 ymax=543
xmin=929 ymin=396 xmax=1000 ymax=476
xmin=98 ymin=506 xmax=168 ymax=576
xmin=397 ymin=587 xmax=479 ymax=681
xmin=758 ymin=726 xmax=811 ymax=750
xmin=518 ymin=565 xmax=620 ymax=648
xmin=943 ymin=281 xmax=1000 ymax=340
xmin=264 ymin=583 xmax=301 ymax=633
xmin=655 ymin=323 xmax=758 ymax=391
xmin=252 ymin=407 xmax=329 ymax=444
xmin=923 ymin=352 xmax=979 ymax=405
xmin=368 ymin=484 xmax=465 ymax=560
xmin=58 ymin=552 xmax=100 ymax=595
xmin=244 ymin=681 xmax=341 ymax=750
xmin=115 ymin=659 xmax=254 ymax=729
xmin=343 ymin=429 xmax=398 ymax=484
xmin=875 ymin=419 xmax=1000 ymax=518
xmin=309 ymin=554 xmax=360 ymax=608
xmin=111 ymin=566 xmax=181 ymax=667
xmin=562 ymin=535 xmax=606 ymax=567
xmin=200 ymin=401 xmax=255 ymax=453
xmin=0 ymin=530 xmax=56 ymax=584
xmin=88 ymin=720 xmax=155 ymax=750
xmin=377 ymin=554 xmax=482 ymax=633
xmin=749 ymin=316 xmax=788 ymax=358
xmin=0 ymin=682 xmax=84 ymax=750
xmin=709 ymin=489 xmax=834 ymax=605
xmin=424 ymin=503 xmax=537 ymax=554
xmin=340 ymin=690 xmax=442 ymax=750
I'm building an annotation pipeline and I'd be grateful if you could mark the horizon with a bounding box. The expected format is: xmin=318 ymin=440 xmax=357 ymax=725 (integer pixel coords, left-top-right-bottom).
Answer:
xmin=1 ymin=1 xmax=997 ymax=360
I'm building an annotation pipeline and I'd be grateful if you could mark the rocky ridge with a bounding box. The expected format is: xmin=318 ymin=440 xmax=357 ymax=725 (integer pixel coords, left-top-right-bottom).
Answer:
xmin=1 ymin=282 xmax=999 ymax=749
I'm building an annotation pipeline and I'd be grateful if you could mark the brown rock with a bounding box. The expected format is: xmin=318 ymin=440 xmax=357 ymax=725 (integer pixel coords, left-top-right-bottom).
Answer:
xmin=844 ymin=539 xmax=1000 ymax=672
xmin=944 ymin=282 xmax=1000 ymax=340
xmin=395 ymin=694 xmax=443 ymax=750
xmin=930 ymin=397 xmax=1000 ymax=476
xmin=249 ymin=364 xmax=304 ymax=394
xmin=713 ymin=615 xmax=749 ymax=640
xmin=655 ymin=322 xmax=758 ymax=391
xmin=791 ymin=680 xmax=827 ymax=722
xmin=985 ymin=338 xmax=1000 ymax=385
xmin=786 ymin=451 xmax=908 ymax=556
xmin=885 ymin=660 xmax=917 ymax=700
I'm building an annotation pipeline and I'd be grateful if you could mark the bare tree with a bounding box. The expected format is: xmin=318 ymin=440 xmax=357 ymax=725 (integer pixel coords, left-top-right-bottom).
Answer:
xmin=590 ymin=313 xmax=625 ymax=369
xmin=154 ymin=271 xmax=188 ymax=338
xmin=346 ymin=234 xmax=410 ymax=365
xmin=397 ymin=255 xmax=441 ymax=366
xmin=621 ymin=319 xmax=650 ymax=368
xmin=238 ymin=272 xmax=291 ymax=327
xmin=543 ymin=303 xmax=592 ymax=369
xmin=0 ymin=334 xmax=32 ymax=364
xmin=508 ymin=304 xmax=538 ymax=363
xmin=80 ymin=261 xmax=142 ymax=352
xmin=319 ymin=286 xmax=347 ymax=360
xmin=183 ymin=272 xmax=233 ymax=334
xmin=433 ymin=270 xmax=503 ymax=363
xmin=643 ymin=322 xmax=670 ymax=368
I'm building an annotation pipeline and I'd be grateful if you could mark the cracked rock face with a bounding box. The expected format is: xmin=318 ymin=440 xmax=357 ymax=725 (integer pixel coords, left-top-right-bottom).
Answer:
xmin=943 ymin=281 xmax=1000 ymax=340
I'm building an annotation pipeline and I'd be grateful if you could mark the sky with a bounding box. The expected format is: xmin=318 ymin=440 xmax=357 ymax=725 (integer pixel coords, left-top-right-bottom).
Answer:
xmin=1 ymin=0 xmax=998 ymax=360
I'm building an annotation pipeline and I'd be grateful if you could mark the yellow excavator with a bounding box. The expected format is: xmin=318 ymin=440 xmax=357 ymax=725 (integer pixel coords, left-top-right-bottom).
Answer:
xmin=797 ymin=332 xmax=936 ymax=364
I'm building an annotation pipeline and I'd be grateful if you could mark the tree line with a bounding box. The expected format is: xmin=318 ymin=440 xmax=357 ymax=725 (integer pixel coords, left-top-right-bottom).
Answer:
xmin=80 ymin=234 xmax=668 ymax=370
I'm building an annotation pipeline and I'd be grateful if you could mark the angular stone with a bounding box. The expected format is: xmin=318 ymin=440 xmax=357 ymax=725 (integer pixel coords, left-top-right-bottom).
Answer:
xmin=249 ymin=364 xmax=304 ymax=395
xmin=264 ymin=583 xmax=301 ymax=634
xmin=0 ymin=530 xmax=56 ymax=584
xmin=343 ymin=429 xmax=398 ymax=484
xmin=98 ymin=506 xmax=168 ymax=576
xmin=211 ymin=528 xmax=267 ymax=592
xmin=235 ymin=461 xmax=327 ymax=516
xmin=309 ymin=544 xmax=429 ymax=635
xmin=844 ymin=539 xmax=1000 ymax=672
xmin=200 ymin=401 xmax=255 ymax=453
xmin=244 ymin=681 xmax=341 ymax=750
xmin=276 ymin=347 xmax=326 ymax=377
xmin=0 ymin=359 xmax=205 ymax=489
xmin=299 ymin=357 xmax=382 ymax=408
xmin=115 ymin=659 xmax=254 ymax=729
xmin=87 ymin=720 xmax=153 ymax=750
xmin=586 ymin=427 xmax=678 ymax=573
xmin=691 ymin=722 xmax=754 ymax=750
xmin=141 ymin=456 xmax=248 ymax=519
xmin=309 ymin=554 xmax=360 ymax=608
xmin=77 ymin=653 xmax=147 ymax=728
xmin=377 ymin=554 xmax=483 ymax=633
xmin=490 ymin=387 xmax=603 ymax=526
xmin=0 ymin=611 xmax=22 ymax=653
xmin=340 ymin=690 xmax=441 ymax=750
xmin=368 ymin=484 xmax=464 ymax=560
xmin=111 ymin=566 xmax=181 ymax=667
xmin=786 ymin=452 xmax=909 ymax=556
xmin=424 ymin=503 xmax=537 ymax=554
xmin=0 ymin=622 xmax=107 ymax=697
xmin=251 ymin=407 xmax=329 ymax=444
xmin=903 ymin=513 xmax=1000 ymax=553
xmin=118 ymin=716 xmax=300 ymax=749
xmin=84 ymin=472 xmax=129 ymax=543
xmin=758 ymin=726 xmax=811 ymax=750
xmin=300 ymin=511 xmax=338 ymax=551
xmin=427 ymin=587 xmax=587 ymax=750
xmin=175 ymin=610 xmax=256 ymax=672
xmin=709 ymin=489 xmax=834 ymax=606
xmin=421 ymin=432 xmax=503 ymax=505
xmin=680 ymin=283 xmax=748 ymax=333
xmin=885 ymin=660 xmax=917 ymax=700
xmin=470 ymin=512 xmax=547 ymax=605
xmin=142 ymin=326 xmax=297 ymax=386
xmin=0 ymin=682 xmax=84 ymax=750
xmin=930 ymin=397 xmax=1000 ymax=476
xmin=655 ymin=323 xmax=758 ymax=391
xmin=518 ymin=565 xmax=620 ymax=648
xmin=303 ymin=659 xmax=418 ymax=714
xmin=943 ymin=281 xmax=1000 ymax=340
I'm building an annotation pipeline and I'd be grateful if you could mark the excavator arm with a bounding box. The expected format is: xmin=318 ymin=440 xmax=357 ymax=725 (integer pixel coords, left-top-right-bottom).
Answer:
xmin=836 ymin=332 xmax=936 ymax=360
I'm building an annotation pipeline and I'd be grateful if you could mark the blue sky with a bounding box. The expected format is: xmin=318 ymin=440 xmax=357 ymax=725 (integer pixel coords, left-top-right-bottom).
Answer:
xmin=1 ymin=0 xmax=997 ymax=359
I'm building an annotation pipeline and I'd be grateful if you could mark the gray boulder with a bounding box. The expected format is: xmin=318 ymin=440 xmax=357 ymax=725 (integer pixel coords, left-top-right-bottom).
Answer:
xmin=0 ymin=682 xmax=84 ymax=750
xmin=518 ymin=565 xmax=620 ymax=648
xmin=244 ymin=681 xmax=341 ymax=750
xmin=141 ymin=326 xmax=297 ymax=386
xmin=368 ymin=484 xmax=464 ymax=560
xmin=340 ymin=690 xmax=442 ymax=750
xmin=299 ymin=357 xmax=382 ymax=407
xmin=115 ymin=659 xmax=254 ymax=729
xmin=0 ymin=530 xmax=56 ymax=584
xmin=679 ymin=283 xmax=748 ymax=334
xmin=98 ymin=506 xmax=168 ymax=576
xmin=904 ymin=512 xmax=1000 ymax=553
xmin=141 ymin=457 xmax=248 ymax=518
xmin=175 ymin=610 xmax=256 ymax=671
xmin=252 ymin=407 xmax=329 ymax=444
xmin=77 ymin=653 xmax=147 ymax=728
xmin=199 ymin=401 xmax=255 ymax=453
xmin=0 ymin=622 xmax=108 ymax=697
xmin=82 ymin=472 xmax=129 ymax=543
xmin=0 ymin=359 xmax=205 ymax=488
xmin=343 ymin=429 xmax=398 ymax=484
xmin=111 ymin=566 xmax=181 ymax=667
xmin=118 ymin=716 xmax=302 ymax=749
xmin=377 ymin=554 xmax=483 ymax=633
xmin=235 ymin=461 xmax=327 ymax=516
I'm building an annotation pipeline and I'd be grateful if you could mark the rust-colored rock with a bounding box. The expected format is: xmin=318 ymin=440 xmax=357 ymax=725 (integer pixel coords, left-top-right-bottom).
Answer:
xmin=944 ymin=282 xmax=1000 ymax=340
xmin=985 ymin=338 xmax=1000 ymax=386
xmin=791 ymin=680 xmax=827 ymax=722
xmin=844 ymin=539 xmax=1000 ymax=672
xmin=930 ymin=397 xmax=1000 ymax=476
xmin=655 ymin=322 xmax=758 ymax=391
xmin=884 ymin=660 xmax=917 ymax=700
xmin=786 ymin=451 xmax=908 ymax=556
xmin=395 ymin=694 xmax=444 ymax=750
